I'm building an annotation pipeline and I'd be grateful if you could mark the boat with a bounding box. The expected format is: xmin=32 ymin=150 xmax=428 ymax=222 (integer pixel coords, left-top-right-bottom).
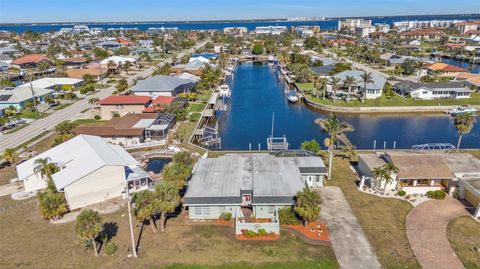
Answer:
xmin=446 ymin=106 xmax=479 ymax=116
xmin=219 ymin=84 xmax=231 ymax=98
xmin=286 ymin=91 xmax=299 ymax=103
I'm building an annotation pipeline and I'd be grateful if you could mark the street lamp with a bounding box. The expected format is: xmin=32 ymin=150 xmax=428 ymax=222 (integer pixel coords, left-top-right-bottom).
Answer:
xmin=125 ymin=187 xmax=137 ymax=258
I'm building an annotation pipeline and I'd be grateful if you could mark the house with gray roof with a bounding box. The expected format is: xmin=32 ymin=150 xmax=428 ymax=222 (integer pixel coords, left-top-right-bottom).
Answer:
xmin=16 ymin=135 xmax=150 ymax=210
xmin=329 ymin=70 xmax=387 ymax=99
xmin=184 ymin=153 xmax=326 ymax=223
xmin=132 ymin=75 xmax=196 ymax=97
xmin=95 ymin=40 xmax=121 ymax=49
xmin=0 ymin=86 xmax=53 ymax=110
xmin=395 ymin=81 xmax=472 ymax=100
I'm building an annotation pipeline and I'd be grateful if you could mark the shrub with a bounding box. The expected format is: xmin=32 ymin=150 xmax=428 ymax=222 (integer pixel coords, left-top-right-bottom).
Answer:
xmin=426 ymin=190 xmax=446 ymax=200
xmin=245 ymin=230 xmax=257 ymax=238
xmin=397 ymin=190 xmax=406 ymax=196
xmin=278 ymin=207 xmax=302 ymax=225
xmin=104 ymin=242 xmax=117 ymax=256
xmin=94 ymin=115 xmax=101 ymax=120
xmin=257 ymin=228 xmax=267 ymax=236
xmin=219 ymin=212 xmax=232 ymax=221
xmin=112 ymin=112 xmax=120 ymax=118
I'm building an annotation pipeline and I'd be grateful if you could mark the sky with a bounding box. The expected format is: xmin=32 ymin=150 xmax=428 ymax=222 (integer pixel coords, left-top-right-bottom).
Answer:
xmin=0 ymin=0 xmax=479 ymax=23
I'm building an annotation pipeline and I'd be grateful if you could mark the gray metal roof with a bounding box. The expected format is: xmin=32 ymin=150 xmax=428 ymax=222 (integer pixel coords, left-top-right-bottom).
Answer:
xmin=333 ymin=70 xmax=387 ymax=90
xmin=395 ymin=81 xmax=472 ymax=93
xmin=132 ymin=75 xmax=195 ymax=93
xmin=0 ymin=87 xmax=53 ymax=104
xmin=184 ymin=154 xmax=326 ymax=205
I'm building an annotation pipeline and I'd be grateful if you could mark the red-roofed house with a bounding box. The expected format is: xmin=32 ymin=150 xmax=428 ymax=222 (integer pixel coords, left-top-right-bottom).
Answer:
xmin=117 ymin=38 xmax=134 ymax=47
xmin=399 ymin=29 xmax=444 ymax=41
xmin=426 ymin=63 xmax=467 ymax=77
xmin=99 ymin=95 xmax=152 ymax=120
xmin=143 ymin=96 xmax=175 ymax=113
xmin=12 ymin=54 xmax=52 ymax=68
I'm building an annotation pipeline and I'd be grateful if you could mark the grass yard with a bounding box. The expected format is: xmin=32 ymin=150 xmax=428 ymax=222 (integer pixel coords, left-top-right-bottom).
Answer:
xmin=176 ymin=120 xmax=197 ymax=143
xmin=297 ymin=83 xmax=480 ymax=107
xmin=72 ymin=119 xmax=107 ymax=125
xmin=329 ymin=156 xmax=421 ymax=268
xmin=0 ymin=199 xmax=337 ymax=269
xmin=188 ymin=112 xmax=201 ymax=122
xmin=19 ymin=110 xmax=50 ymax=119
xmin=53 ymin=103 xmax=73 ymax=111
xmin=447 ymin=216 xmax=480 ymax=269
xmin=187 ymin=103 xmax=206 ymax=113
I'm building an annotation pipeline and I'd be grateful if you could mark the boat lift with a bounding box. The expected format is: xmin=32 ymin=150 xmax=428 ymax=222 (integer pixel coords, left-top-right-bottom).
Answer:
xmin=201 ymin=121 xmax=221 ymax=149
xmin=411 ymin=143 xmax=456 ymax=153
xmin=266 ymin=112 xmax=289 ymax=151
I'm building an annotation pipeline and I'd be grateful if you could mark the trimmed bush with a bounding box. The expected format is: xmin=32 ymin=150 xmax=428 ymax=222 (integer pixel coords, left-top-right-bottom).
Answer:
xmin=397 ymin=190 xmax=406 ymax=196
xmin=257 ymin=228 xmax=267 ymax=236
xmin=104 ymin=242 xmax=117 ymax=256
xmin=219 ymin=212 xmax=232 ymax=221
xmin=278 ymin=207 xmax=302 ymax=225
xmin=426 ymin=190 xmax=446 ymax=200
xmin=94 ymin=115 xmax=101 ymax=120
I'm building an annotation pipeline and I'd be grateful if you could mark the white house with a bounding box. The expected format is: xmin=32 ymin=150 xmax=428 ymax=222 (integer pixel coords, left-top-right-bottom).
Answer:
xmin=395 ymin=81 xmax=472 ymax=100
xmin=16 ymin=135 xmax=151 ymax=210
xmin=100 ymin=56 xmax=137 ymax=66
xmin=132 ymin=75 xmax=196 ymax=97
xmin=328 ymin=70 xmax=387 ymax=99
xmin=18 ymin=77 xmax=83 ymax=91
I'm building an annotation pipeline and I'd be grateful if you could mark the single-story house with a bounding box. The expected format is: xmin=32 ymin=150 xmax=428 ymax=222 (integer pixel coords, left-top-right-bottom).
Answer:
xmin=386 ymin=55 xmax=417 ymax=66
xmin=95 ymin=40 xmax=122 ymax=49
xmin=395 ymin=81 xmax=472 ymax=100
xmin=100 ymin=56 xmax=137 ymax=67
xmin=184 ymin=152 xmax=326 ymax=217
xmin=62 ymin=56 xmax=87 ymax=66
xmin=18 ymin=77 xmax=83 ymax=91
xmin=65 ymin=65 xmax=109 ymax=81
xmin=458 ymin=178 xmax=480 ymax=219
xmin=170 ymin=60 xmax=206 ymax=76
xmin=16 ymin=135 xmax=151 ymax=210
xmin=143 ymin=96 xmax=176 ymax=113
xmin=132 ymin=75 xmax=196 ymax=97
xmin=11 ymin=54 xmax=52 ymax=69
xmin=358 ymin=152 xmax=480 ymax=195
xmin=328 ymin=70 xmax=387 ymax=99
xmin=175 ymin=72 xmax=201 ymax=82
xmin=138 ymin=39 xmax=154 ymax=48
xmin=75 ymin=113 xmax=175 ymax=146
xmin=425 ymin=63 xmax=467 ymax=77
xmin=454 ymin=73 xmax=480 ymax=91
xmin=0 ymin=86 xmax=53 ymax=110
xmin=98 ymin=95 xmax=152 ymax=120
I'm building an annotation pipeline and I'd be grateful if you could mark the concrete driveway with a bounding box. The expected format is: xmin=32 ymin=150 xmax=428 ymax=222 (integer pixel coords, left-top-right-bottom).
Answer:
xmin=406 ymin=196 xmax=469 ymax=269
xmin=319 ymin=186 xmax=381 ymax=269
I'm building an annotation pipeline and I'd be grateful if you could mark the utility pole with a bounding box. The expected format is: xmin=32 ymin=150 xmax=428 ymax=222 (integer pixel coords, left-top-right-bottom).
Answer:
xmin=125 ymin=187 xmax=137 ymax=258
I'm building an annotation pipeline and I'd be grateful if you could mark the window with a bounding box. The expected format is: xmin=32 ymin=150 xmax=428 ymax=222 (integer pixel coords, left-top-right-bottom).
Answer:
xmin=316 ymin=175 xmax=321 ymax=182
xmin=422 ymin=91 xmax=429 ymax=94
xmin=202 ymin=207 xmax=210 ymax=215
xmin=140 ymin=178 xmax=147 ymax=187
xmin=115 ymin=104 xmax=124 ymax=109
xmin=194 ymin=207 xmax=202 ymax=216
xmin=268 ymin=206 xmax=275 ymax=215
xmin=242 ymin=194 xmax=251 ymax=203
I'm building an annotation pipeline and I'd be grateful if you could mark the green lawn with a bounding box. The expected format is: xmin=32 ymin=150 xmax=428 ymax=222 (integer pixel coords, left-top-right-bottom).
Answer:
xmin=72 ymin=119 xmax=107 ymax=125
xmin=4 ymin=123 xmax=29 ymax=134
xmin=157 ymin=259 xmax=338 ymax=269
xmin=53 ymin=103 xmax=73 ymax=111
xmin=447 ymin=216 xmax=480 ymax=269
xmin=19 ymin=110 xmax=50 ymax=119
xmin=329 ymin=155 xmax=420 ymax=269
xmin=187 ymin=103 xmax=206 ymax=113
xmin=297 ymin=83 xmax=480 ymax=107
xmin=189 ymin=112 xmax=202 ymax=122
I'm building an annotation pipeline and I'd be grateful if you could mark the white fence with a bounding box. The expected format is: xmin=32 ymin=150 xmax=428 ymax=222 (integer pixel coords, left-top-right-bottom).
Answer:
xmin=124 ymin=140 xmax=166 ymax=150
xmin=234 ymin=208 xmax=280 ymax=235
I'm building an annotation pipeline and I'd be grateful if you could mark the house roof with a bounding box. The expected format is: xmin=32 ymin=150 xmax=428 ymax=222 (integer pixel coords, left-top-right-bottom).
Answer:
xmin=386 ymin=152 xmax=455 ymax=180
xmin=0 ymin=87 xmax=53 ymax=105
xmin=75 ymin=113 xmax=159 ymax=137
xmin=65 ymin=66 xmax=108 ymax=79
xmin=18 ymin=77 xmax=83 ymax=89
xmin=143 ymin=96 xmax=176 ymax=112
xmin=16 ymin=135 xmax=140 ymax=190
xmin=99 ymin=95 xmax=152 ymax=105
xmin=426 ymin=63 xmax=466 ymax=73
xmin=443 ymin=154 xmax=480 ymax=176
xmin=333 ymin=70 xmax=387 ymax=90
xmin=395 ymin=81 xmax=472 ymax=93
xmin=132 ymin=75 xmax=195 ymax=93
xmin=12 ymin=54 xmax=51 ymax=65
xmin=100 ymin=56 xmax=136 ymax=65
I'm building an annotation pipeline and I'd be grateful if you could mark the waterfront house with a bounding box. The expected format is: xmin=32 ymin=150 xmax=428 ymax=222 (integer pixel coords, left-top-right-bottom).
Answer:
xmin=328 ymin=70 xmax=387 ymax=99
xmin=11 ymin=54 xmax=52 ymax=69
xmin=454 ymin=73 xmax=480 ymax=91
xmin=338 ymin=19 xmax=372 ymax=32
xmin=98 ymin=95 xmax=152 ymax=120
xmin=399 ymin=29 xmax=444 ymax=41
xmin=75 ymin=113 xmax=175 ymax=147
xmin=132 ymin=75 xmax=195 ymax=97
xmin=175 ymin=72 xmax=201 ymax=82
xmin=358 ymin=152 xmax=480 ymax=196
xmin=18 ymin=77 xmax=83 ymax=91
xmin=184 ymin=152 xmax=326 ymax=234
xmin=142 ymin=96 xmax=176 ymax=113
xmin=0 ymin=86 xmax=53 ymax=110
xmin=16 ymin=135 xmax=151 ymax=210
xmin=425 ymin=63 xmax=467 ymax=77
xmin=394 ymin=81 xmax=472 ymax=100
xmin=170 ymin=60 xmax=206 ymax=76
xmin=459 ymin=178 xmax=480 ymax=219
xmin=254 ymin=26 xmax=287 ymax=35
xmin=455 ymin=20 xmax=480 ymax=34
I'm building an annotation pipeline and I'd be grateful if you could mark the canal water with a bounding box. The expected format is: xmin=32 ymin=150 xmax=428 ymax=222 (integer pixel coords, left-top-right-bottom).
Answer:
xmin=441 ymin=58 xmax=480 ymax=74
xmin=217 ymin=63 xmax=480 ymax=150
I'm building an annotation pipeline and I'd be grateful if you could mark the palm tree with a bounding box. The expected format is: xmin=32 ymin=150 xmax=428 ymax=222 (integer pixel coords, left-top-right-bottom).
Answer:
xmin=329 ymin=77 xmax=341 ymax=102
xmin=454 ymin=113 xmax=475 ymax=152
xmin=413 ymin=61 xmax=424 ymax=81
xmin=382 ymin=162 xmax=398 ymax=192
xmin=37 ymin=190 xmax=68 ymax=220
xmin=88 ymin=97 xmax=100 ymax=108
xmin=107 ymin=60 xmax=116 ymax=73
xmin=2 ymin=148 xmax=17 ymax=166
xmin=343 ymin=75 xmax=357 ymax=102
xmin=294 ymin=187 xmax=321 ymax=227
xmin=115 ymin=79 xmax=128 ymax=94
xmin=75 ymin=209 xmax=103 ymax=256
xmin=372 ymin=166 xmax=385 ymax=190
xmin=314 ymin=76 xmax=327 ymax=99
xmin=123 ymin=61 xmax=132 ymax=75
xmin=54 ymin=121 xmax=77 ymax=145
xmin=360 ymin=72 xmax=373 ymax=103
xmin=132 ymin=190 xmax=159 ymax=233
xmin=156 ymin=181 xmax=181 ymax=232
xmin=315 ymin=113 xmax=354 ymax=181
xmin=34 ymin=157 xmax=59 ymax=191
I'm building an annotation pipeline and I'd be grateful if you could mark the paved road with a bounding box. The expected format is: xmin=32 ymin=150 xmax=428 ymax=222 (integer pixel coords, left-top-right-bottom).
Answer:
xmin=319 ymin=186 xmax=381 ymax=269
xmin=406 ymin=197 xmax=468 ymax=269
xmin=0 ymin=39 xmax=209 ymax=152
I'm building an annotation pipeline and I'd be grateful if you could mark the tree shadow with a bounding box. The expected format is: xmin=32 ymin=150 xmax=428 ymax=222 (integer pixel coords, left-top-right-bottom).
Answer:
xmin=97 ymin=221 xmax=118 ymax=253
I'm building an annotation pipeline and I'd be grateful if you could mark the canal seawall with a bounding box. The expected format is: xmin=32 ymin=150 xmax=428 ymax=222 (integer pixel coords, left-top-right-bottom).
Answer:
xmin=295 ymin=83 xmax=480 ymax=114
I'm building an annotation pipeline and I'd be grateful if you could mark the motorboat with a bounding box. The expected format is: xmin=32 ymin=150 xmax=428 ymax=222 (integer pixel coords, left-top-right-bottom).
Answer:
xmin=219 ymin=84 xmax=231 ymax=98
xmin=446 ymin=106 xmax=479 ymax=116
xmin=286 ymin=91 xmax=299 ymax=103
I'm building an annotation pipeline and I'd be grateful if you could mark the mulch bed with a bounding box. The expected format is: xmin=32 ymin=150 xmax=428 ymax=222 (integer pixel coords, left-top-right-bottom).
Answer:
xmin=282 ymin=221 xmax=329 ymax=242
xmin=213 ymin=220 xmax=234 ymax=227
xmin=235 ymin=234 xmax=280 ymax=241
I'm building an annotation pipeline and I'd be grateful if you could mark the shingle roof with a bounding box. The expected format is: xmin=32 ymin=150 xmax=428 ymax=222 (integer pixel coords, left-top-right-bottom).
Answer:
xmin=386 ymin=152 xmax=455 ymax=180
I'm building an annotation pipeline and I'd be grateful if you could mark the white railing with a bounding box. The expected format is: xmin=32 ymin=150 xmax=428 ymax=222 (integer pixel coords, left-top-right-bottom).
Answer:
xmin=234 ymin=208 xmax=280 ymax=235
xmin=124 ymin=140 xmax=166 ymax=149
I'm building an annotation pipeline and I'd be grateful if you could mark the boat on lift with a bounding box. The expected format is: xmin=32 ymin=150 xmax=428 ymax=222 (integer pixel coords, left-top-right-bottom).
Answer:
xmin=446 ymin=105 xmax=479 ymax=116
xmin=219 ymin=84 xmax=231 ymax=98
xmin=286 ymin=90 xmax=299 ymax=103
